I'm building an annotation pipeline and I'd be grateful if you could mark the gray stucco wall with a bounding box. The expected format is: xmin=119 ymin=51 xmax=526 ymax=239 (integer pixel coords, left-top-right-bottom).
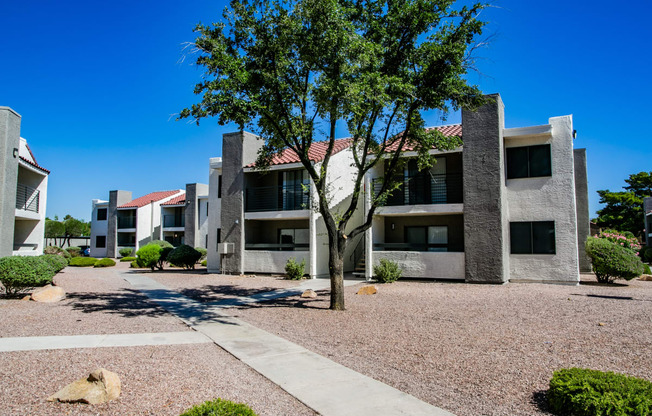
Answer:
xmin=461 ymin=94 xmax=508 ymax=283
xmin=106 ymin=190 xmax=132 ymax=258
xmin=0 ymin=107 xmax=21 ymax=257
xmin=574 ymin=148 xmax=591 ymax=272
xmin=645 ymin=197 xmax=652 ymax=247
xmin=382 ymin=214 xmax=464 ymax=252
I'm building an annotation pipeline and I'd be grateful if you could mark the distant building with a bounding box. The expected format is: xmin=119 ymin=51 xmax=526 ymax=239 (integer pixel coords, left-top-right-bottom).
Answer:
xmin=644 ymin=197 xmax=652 ymax=247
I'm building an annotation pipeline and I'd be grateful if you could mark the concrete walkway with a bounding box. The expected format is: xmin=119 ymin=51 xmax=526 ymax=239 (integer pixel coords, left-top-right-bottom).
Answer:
xmin=0 ymin=331 xmax=211 ymax=352
xmin=122 ymin=272 xmax=455 ymax=416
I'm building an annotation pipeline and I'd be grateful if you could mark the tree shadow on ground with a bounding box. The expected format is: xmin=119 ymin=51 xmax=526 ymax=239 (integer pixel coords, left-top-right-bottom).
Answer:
xmin=570 ymin=293 xmax=651 ymax=302
xmin=66 ymin=289 xmax=173 ymax=318
xmin=180 ymin=285 xmax=286 ymax=302
xmin=123 ymin=268 xmax=208 ymax=275
xmin=579 ymin=281 xmax=629 ymax=287
xmin=531 ymin=390 xmax=552 ymax=414
xmin=231 ymin=290 xmax=332 ymax=311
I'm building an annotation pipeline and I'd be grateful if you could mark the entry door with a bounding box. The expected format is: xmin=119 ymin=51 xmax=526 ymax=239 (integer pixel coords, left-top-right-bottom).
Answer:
xmin=429 ymin=157 xmax=447 ymax=203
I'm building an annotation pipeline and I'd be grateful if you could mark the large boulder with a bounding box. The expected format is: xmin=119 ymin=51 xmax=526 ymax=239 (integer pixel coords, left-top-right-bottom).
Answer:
xmin=301 ymin=289 xmax=317 ymax=298
xmin=639 ymin=274 xmax=652 ymax=281
xmin=48 ymin=368 xmax=121 ymax=404
xmin=31 ymin=285 xmax=65 ymax=303
xmin=356 ymin=285 xmax=378 ymax=295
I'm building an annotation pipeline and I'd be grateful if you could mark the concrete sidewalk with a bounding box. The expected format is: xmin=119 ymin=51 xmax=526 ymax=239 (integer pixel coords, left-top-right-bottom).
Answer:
xmin=122 ymin=272 xmax=455 ymax=416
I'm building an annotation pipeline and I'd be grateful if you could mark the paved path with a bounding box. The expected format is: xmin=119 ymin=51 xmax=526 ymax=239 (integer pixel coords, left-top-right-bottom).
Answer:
xmin=122 ymin=272 xmax=455 ymax=416
xmin=0 ymin=331 xmax=211 ymax=352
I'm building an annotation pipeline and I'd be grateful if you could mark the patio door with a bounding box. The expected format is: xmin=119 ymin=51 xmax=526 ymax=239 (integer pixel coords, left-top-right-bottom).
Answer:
xmin=280 ymin=170 xmax=308 ymax=210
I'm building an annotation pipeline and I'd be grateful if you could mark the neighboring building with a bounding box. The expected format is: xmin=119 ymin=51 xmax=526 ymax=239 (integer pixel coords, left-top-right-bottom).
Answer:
xmin=0 ymin=107 xmax=50 ymax=257
xmin=159 ymin=183 xmax=209 ymax=248
xmin=90 ymin=199 xmax=109 ymax=257
xmin=208 ymin=93 xmax=589 ymax=284
xmin=644 ymin=197 xmax=652 ymax=247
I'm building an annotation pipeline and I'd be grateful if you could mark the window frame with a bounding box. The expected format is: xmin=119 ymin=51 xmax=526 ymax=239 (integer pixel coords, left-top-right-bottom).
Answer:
xmin=95 ymin=235 xmax=106 ymax=248
xmin=97 ymin=208 xmax=107 ymax=221
xmin=509 ymin=221 xmax=556 ymax=255
xmin=506 ymin=144 xmax=552 ymax=179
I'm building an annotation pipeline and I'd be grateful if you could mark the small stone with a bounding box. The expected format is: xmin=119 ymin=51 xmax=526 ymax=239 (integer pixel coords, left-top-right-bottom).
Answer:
xmin=48 ymin=368 xmax=121 ymax=404
xmin=31 ymin=285 xmax=65 ymax=303
xmin=598 ymin=322 xmax=605 ymax=326
xmin=301 ymin=289 xmax=317 ymax=298
xmin=21 ymin=295 xmax=31 ymax=301
xmin=356 ymin=285 xmax=378 ymax=295
xmin=639 ymin=274 xmax=652 ymax=281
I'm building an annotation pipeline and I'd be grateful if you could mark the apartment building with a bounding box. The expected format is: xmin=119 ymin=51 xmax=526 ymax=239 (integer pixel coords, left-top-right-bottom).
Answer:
xmin=644 ymin=197 xmax=652 ymax=247
xmin=0 ymin=107 xmax=50 ymax=257
xmin=160 ymin=183 xmax=209 ymax=248
xmin=207 ymin=94 xmax=590 ymax=284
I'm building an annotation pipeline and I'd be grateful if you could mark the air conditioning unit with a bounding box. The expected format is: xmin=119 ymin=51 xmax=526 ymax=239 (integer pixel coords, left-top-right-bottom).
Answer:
xmin=217 ymin=242 xmax=234 ymax=254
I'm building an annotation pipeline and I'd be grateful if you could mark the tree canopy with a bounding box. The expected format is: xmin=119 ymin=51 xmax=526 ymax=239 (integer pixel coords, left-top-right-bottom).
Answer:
xmin=595 ymin=171 xmax=652 ymax=236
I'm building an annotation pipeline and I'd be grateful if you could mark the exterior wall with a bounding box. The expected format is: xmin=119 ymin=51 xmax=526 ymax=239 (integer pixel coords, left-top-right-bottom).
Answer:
xmin=461 ymin=94 xmax=508 ymax=283
xmin=243 ymin=250 xmax=310 ymax=275
xmin=644 ymin=197 xmax=652 ymax=247
xmin=207 ymin=158 xmax=222 ymax=272
xmin=504 ymin=115 xmax=580 ymax=284
xmin=373 ymin=252 xmax=465 ymax=279
xmin=184 ymin=183 xmax=209 ymax=248
xmin=106 ymin=190 xmax=132 ymax=258
xmin=90 ymin=200 xmax=109 ymax=258
xmin=0 ymin=107 xmax=21 ymax=258
xmin=381 ymin=214 xmax=464 ymax=251
xmin=197 ymin=197 xmax=209 ymax=249
xmin=13 ymin=162 xmax=48 ymax=255
xmin=573 ymin=148 xmax=591 ymax=272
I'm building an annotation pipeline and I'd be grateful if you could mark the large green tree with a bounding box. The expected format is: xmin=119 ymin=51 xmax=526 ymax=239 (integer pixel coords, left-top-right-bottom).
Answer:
xmin=181 ymin=0 xmax=487 ymax=310
xmin=595 ymin=171 xmax=652 ymax=237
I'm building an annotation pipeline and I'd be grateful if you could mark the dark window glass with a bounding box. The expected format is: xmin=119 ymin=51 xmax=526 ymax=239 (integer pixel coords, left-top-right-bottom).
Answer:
xmin=510 ymin=221 xmax=555 ymax=254
xmin=97 ymin=208 xmax=107 ymax=221
xmin=95 ymin=235 xmax=106 ymax=248
xmin=506 ymin=147 xmax=529 ymax=179
xmin=216 ymin=228 xmax=221 ymax=251
xmin=218 ymin=175 xmax=222 ymax=198
xmin=506 ymin=144 xmax=551 ymax=179
xmin=206 ymin=202 xmax=209 ymax=216
xmin=529 ymin=145 xmax=552 ymax=177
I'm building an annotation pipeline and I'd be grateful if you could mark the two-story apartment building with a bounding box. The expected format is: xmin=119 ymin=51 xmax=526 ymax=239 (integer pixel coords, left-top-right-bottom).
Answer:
xmin=160 ymin=183 xmax=209 ymax=248
xmin=644 ymin=197 xmax=652 ymax=247
xmin=0 ymin=107 xmax=50 ymax=258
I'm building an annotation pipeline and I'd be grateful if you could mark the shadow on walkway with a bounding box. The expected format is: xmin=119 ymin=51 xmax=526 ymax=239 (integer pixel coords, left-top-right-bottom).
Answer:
xmin=66 ymin=289 xmax=173 ymax=318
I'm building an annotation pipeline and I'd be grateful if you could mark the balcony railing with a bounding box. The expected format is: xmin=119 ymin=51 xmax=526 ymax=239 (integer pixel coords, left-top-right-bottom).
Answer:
xmin=373 ymin=173 xmax=462 ymax=206
xmin=245 ymin=243 xmax=309 ymax=251
xmin=117 ymin=216 xmax=136 ymax=229
xmin=373 ymin=243 xmax=456 ymax=252
xmin=16 ymin=183 xmax=39 ymax=213
xmin=163 ymin=215 xmax=185 ymax=228
xmin=245 ymin=184 xmax=310 ymax=212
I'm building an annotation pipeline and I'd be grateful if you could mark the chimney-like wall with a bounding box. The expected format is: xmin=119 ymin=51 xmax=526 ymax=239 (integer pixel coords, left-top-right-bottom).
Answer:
xmin=0 ymin=107 xmax=21 ymax=257
xmin=106 ymin=190 xmax=132 ymax=258
xmin=574 ymin=148 xmax=591 ymax=272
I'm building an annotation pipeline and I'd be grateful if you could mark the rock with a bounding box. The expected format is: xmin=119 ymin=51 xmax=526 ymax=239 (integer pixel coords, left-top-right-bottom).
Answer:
xmin=301 ymin=289 xmax=317 ymax=298
xmin=21 ymin=295 xmax=31 ymax=301
xmin=48 ymin=368 xmax=121 ymax=404
xmin=356 ymin=285 xmax=378 ymax=295
xmin=598 ymin=322 xmax=605 ymax=326
xmin=31 ymin=285 xmax=65 ymax=303
xmin=639 ymin=274 xmax=652 ymax=281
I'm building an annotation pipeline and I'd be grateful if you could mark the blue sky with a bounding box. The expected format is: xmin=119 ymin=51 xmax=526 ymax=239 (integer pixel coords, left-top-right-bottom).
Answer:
xmin=1 ymin=0 xmax=650 ymax=221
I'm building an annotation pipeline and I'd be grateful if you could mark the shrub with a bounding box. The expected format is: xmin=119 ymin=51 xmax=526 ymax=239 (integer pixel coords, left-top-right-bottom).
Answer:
xmin=373 ymin=258 xmax=402 ymax=283
xmin=585 ymin=237 xmax=645 ymax=283
xmin=66 ymin=246 xmax=81 ymax=254
xmin=195 ymin=247 xmax=208 ymax=262
xmin=180 ymin=399 xmax=258 ymax=416
xmin=39 ymin=254 xmax=68 ymax=273
xmin=94 ymin=258 xmax=116 ymax=268
xmin=44 ymin=246 xmax=71 ymax=263
xmin=643 ymin=246 xmax=652 ymax=263
xmin=201 ymin=259 xmax=207 ymax=267
xmin=0 ymin=256 xmax=55 ymax=296
xmin=167 ymin=245 xmax=202 ymax=270
xmin=119 ymin=248 xmax=134 ymax=257
xmin=69 ymin=257 xmax=98 ymax=267
xmin=136 ymin=244 xmax=161 ymax=271
xmin=594 ymin=230 xmax=642 ymax=255
xmin=130 ymin=260 xmax=144 ymax=269
xmin=120 ymin=256 xmax=137 ymax=262
xmin=149 ymin=239 xmax=174 ymax=248
xmin=548 ymin=368 xmax=652 ymax=416
xmin=158 ymin=246 xmax=174 ymax=270
xmin=285 ymin=257 xmax=306 ymax=280
xmin=644 ymin=263 xmax=651 ymax=275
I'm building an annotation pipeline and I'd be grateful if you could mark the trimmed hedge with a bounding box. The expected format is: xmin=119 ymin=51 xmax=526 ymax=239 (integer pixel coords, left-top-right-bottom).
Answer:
xmin=69 ymin=257 xmax=98 ymax=267
xmin=39 ymin=254 xmax=68 ymax=273
xmin=374 ymin=258 xmax=402 ymax=283
xmin=585 ymin=237 xmax=644 ymax=283
xmin=201 ymin=259 xmax=207 ymax=267
xmin=180 ymin=398 xmax=258 ymax=416
xmin=44 ymin=246 xmax=71 ymax=262
xmin=119 ymin=247 xmax=134 ymax=257
xmin=167 ymin=245 xmax=202 ymax=270
xmin=548 ymin=368 xmax=652 ymax=416
xmin=644 ymin=263 xmax=651 ymax=275
xmin=285 ymin=257 xmax=306 ymax=280
xmin=195 ymin=247 xmax=207 ymax=262
xmin=0 ymin=256 xmax=55 ymax=296
xmin=120 ymin=256 xmax=137 ymax=262
xmin=149 ymin=239 xmax=173 ymax=248
xmin=136 ymin=244 xmax=161 ymax=271
xmin=94 ymin=258 xmax=116 ymax=268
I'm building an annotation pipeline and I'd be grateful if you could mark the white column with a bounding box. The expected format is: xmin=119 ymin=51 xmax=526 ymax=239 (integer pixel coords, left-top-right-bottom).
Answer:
xmin=309 ymin=180 xmax=318 ymax=279
xmin=364 ymin=173 xmax=373 ymax=281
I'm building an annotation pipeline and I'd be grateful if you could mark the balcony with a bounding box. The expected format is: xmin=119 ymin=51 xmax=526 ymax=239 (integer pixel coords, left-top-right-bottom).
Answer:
xmin=117 ymin=216 xmax=136 ymax=229
xmin=16 ymin=183 xmax=39 ymax=213
xmin=373 ymin=242 xmax=452 ymax=252
xmin=163 ymin=215 xmax=185 ymax=228
xmin=373 ymin=173 xmax=462 ymax=206
xmin=245 ymin=184 xmax=310 ymax=212
xmin=245 ymin=243 xmax=309 ymax=251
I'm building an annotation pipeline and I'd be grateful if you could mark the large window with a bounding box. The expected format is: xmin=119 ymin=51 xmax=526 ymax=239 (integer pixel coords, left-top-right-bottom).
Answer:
xmin=510 ymin=221 xmax=555 ymax=254
xmin=405 ymin=226 xmax=448 ymax=252
xmin=97 ymin=208 xmax=107 ymax=221
xmin=506 ymin=144 xmax=552 ymax=179
xmin=95 ymin=235 xmax=106 ymax=248
xmin=278 ymin=228 xmax=309 ymax=251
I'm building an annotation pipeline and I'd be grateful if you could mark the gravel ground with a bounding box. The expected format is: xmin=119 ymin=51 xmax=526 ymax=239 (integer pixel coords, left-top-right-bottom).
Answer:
xmin=0 ymin=343 xmax=316 ymax=416
xmin=227 ymin=274 xmax=652 ymax=416
xmin=0 ymin=263 xmax=188 ymax=337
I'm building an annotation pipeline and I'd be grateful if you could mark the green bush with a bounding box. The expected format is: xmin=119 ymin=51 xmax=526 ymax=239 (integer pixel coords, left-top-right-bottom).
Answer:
xmin=94 ymin=258 xmax=116 ymax=268
xmin=69 ymin=257 xmax=98 ymax=267
xmin=66 ymin=246 xmax=81 ymax=253
xmin=180 ymin=398 xmax=258 ymax=416
xmin=548 ymin=368 xmax=652 ymax=416
xmin=585 ymin=237 xmax=645 ymax=283
xmin=130 ymin=260 xmax=144 ymax=269
xmin=0 ymin=256 xmax=55 ymax=296
xmin=373 ymin=258 xmax=402 ymax=283
xmin=158 ymin=246 xmax=174 ymax=270
xmin=285 ymin=257 xmax=306 ymax=280
xmin=149 ymin=239 xmax=174 ymax=248
xmin=120 ymin=256 xmax=137 ymax=262
xmin=39 ymin=254 xmax=68 ymax=273
xmin=167 ymin=245 xmax=202 ymax=270
xmin=136 ymin=244 xmax=162 ymax=271
xmin=643 ymin=246 xmax=652 ymax=263
xmin=201 ymin=259 xmax=207 ymax=267
xmin=44 ymin=246 xmax=71 ymax=263
xmin=644 ymin=263 xmax=651 ymax=275
xmin=119 ymin=247 xmax=134 ymax=257
xmin=195 ymin=247 xmax=207 ymax=262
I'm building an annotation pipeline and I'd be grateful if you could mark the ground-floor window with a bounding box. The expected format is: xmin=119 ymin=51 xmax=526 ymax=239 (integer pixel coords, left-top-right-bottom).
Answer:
xmin=279 ymin=228 xmax=309 ymax=251
xmin=405 ymin=226 xmax=448 ymax=251
xmin=510 ymin=221 xmax=556 ymax=254
xmin=95 ymin=235 xmax=106 ymax=248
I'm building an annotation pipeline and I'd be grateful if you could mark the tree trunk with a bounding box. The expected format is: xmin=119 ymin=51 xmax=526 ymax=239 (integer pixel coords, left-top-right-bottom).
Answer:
xmin=328 ymin=236 xmax=346 ymax=310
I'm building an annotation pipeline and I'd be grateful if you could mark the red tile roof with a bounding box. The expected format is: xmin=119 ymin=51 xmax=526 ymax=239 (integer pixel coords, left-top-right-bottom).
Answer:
xmin=246 ymin=138 xmax=353 ymax=168
xmin=19 ymin=156 xmax=50 ymax=174
xmin=161 ymin=193 xmax=186 ymax=206
xmin=384 ymin=124 xmax=462 ymax=152
xmin=118 ymin=190 xmax=183 ymax=208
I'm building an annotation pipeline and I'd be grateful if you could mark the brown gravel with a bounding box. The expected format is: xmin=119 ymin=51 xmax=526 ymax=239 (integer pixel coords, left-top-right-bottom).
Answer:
xmin=226 ymin=274 xmax=652 ymax=416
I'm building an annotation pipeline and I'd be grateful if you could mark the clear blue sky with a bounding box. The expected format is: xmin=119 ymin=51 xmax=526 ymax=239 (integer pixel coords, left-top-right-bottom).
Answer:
xmin=2 ymin=0 xmax=650 ymax=221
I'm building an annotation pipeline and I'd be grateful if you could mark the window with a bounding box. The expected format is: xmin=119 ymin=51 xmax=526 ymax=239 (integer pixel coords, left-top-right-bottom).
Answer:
xmin=510 ymin=221 xmax=556 ymax=254
xmin=95 ymin=235 xmax=106 ymax=248
xmin=405 ymin=226 xmax=448 ymax=251
xmin=278 ymin=228 xmax=309 ymax=251
xmin=216 ymin=228 xmax=221 ymax=251
xmin=218 ymin=175 xmax=222 ymax=198
xmin=206 ymin=201 xmax=209 ymax=217
xmin=97 ymin=208 xmax=107 ymax=221
xmin=506 ymin=144 xmax=552 ymax=179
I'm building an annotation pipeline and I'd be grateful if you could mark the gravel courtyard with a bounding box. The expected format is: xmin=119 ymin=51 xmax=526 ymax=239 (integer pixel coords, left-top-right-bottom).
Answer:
xmin=1 ymin=263 xmax=651 ymax=415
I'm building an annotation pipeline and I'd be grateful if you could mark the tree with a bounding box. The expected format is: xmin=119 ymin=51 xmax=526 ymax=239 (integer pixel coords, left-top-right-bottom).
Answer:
xmin=595 ymin=172 xmax=652 ymax=237
xmin=63 ymin=216 xmax=91 ymax=247
xmin=44 ymin=218 xmax=65 ymax=246
xmin=181 ymin=0 xmax=487 ymax=310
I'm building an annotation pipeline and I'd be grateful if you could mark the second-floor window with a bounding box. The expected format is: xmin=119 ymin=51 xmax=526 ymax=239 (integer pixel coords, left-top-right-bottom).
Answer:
xmin=506 ymin=144 xmax=552 ymax=179
xmin=97 ymin=208 xmax=107 ymax=221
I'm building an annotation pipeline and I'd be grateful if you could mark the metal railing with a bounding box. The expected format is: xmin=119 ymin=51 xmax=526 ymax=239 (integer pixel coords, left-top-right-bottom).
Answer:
xmin=245 ymin=184 xmax=310 ymax=212
xmin=163 ymin=215 xmax=185 ymax=228
xmin=13 ymin=243 xmax=38 ymax=251
xmin=245 ymin=243 xmax=309 ymax=251
xmin=117 ymin=216 xmax=136 ymax=229
xmin=373 ymin=243 xmax=452 ymax=252
xmin=16 ymin=183 xmax=39 ymax=213
xmin=373 ymin=173 xmax=463 ymax=206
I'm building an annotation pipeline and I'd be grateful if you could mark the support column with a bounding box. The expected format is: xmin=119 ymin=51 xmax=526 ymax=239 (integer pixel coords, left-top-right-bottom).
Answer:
xmin=107 ymin=190 xmax=132 ymax=258
xmin=573 ymin=149 xmax=591 ymax=272
xmin=0 ymin=107 xmax=21 ymax=258
xmin=309 ymin=181 xmax=318 ymax=279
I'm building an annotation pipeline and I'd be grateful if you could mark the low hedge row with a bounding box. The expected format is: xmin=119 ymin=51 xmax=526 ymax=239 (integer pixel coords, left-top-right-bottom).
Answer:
xmin=0 ymin=256 xmax=56 ymax=296
xmin=94 ymin=258 xmax=116 ymax=268
xmin=585 ymin=237 xmax=644 ymax=283
xmin=120 ymin=256 xmax=137 ymax=262
xmin=69 ymin=257 xmax=98 ymax=267
xmin=180 ymin=398 xmax=258 ymax=416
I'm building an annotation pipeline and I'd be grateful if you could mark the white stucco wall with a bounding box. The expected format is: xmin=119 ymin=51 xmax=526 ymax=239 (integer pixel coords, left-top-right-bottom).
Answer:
xmin=13 ymin=161 xmax=48 ymax=256
xmin=243 ymin=250 xmax=310 ymax=275
xmin=207 ymin=158 xmax=222 ymax=273
xmin=198 ymin=197 xmax=209 ymax=248
xmin=90 ymin=199 xmax=108 ymax=258
xmin=373 ymin=251 xmax=465 ymax=279
xmin=504 ymin=116 xmax=580 ymax=284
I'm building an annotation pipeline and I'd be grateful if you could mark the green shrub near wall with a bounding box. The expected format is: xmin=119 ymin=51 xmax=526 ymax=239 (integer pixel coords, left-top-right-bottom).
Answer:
xmin=94 ymin=258 xmax=116 ymax=268
xmin=180 ymin=398 xmax=258 ymax=416
xmin=44 ymin=246 xmax=71 ymax=263
xmin=285 ymin=258 xmax=306 ymax=280
xmin=548 ymin=368 xmax=652 ymax=416
xmin=69 ymin=257 xmax=98 ymax=267
xmin=373 ymin=258 xmax=402 ymax=283
xmin=39 ymin=254 xmax=68 ymax=273
xmin=119 ymin=248 xmax=134 ymax=257
xmin=195 ymin=247 xmax=207 ymax=262
xmin=136 ymin=244 xmax=162 ymax=271
xmin=0 ymin=256 xmax=55 ymax=296
xmin=167 ymin=245 xmax=202 ymax=270
xmin=120 ymin=256 xmax=137 ymax=262
xmin=585 ymin=237 xmax=644 ymax=283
